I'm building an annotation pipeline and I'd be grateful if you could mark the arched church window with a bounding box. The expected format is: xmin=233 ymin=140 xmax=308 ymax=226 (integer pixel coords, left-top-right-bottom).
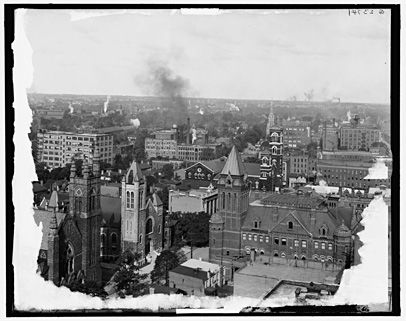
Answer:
xmin=126 ymin=191 xmax=130 ymax=208
xmin=272 ymin=146 xmax=277 ymax=155
xmin=111 ymin=233 xmax=118 ymax=244
xmin=90 ymin=188 xmax=96 ymax=211
xmin=101 ymin=233 xmax=106 ymax=248
xmin=130 ymin=191 xmax=135 ymax=208
xmin=227 ymin=193 xmax=231 ymax=210
xmin=222 ymin=192 xmax=225 ymax=209
xmin=66 ymin=243 xmax=75 ymax=275
xmin=232 ymin=193 xmax=237 ymax=212
xmin=139 ymin=234 xmax=143 ymax=244
xmin=262 ymin=157 xmax=268 ymax=165
xmin=146 ymin=218 xmax=153 ymax=234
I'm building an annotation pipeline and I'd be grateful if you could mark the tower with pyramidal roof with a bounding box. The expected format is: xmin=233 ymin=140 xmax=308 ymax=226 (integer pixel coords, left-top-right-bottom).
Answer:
xmin=209 ymin=146 xmax=250 ymax=279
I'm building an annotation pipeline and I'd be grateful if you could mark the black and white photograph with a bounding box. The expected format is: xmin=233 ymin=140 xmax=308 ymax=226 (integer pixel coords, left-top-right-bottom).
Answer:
xmin=3 ymin=3 xmax=401 ymax=317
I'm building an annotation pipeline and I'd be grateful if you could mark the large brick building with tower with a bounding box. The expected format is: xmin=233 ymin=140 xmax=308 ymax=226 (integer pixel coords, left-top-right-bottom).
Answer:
xmin=209 ymin=146 xmax=356 ymax=281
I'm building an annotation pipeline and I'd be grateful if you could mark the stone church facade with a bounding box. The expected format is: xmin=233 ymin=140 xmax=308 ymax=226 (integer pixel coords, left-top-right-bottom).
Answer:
xmin=121 ymin=161 xmax=163 ymax=263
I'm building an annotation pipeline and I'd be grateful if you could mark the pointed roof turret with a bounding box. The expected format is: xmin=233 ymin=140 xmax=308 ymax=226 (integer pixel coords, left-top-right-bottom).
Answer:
xmin=48 ymin=188 xmax=59 ymax=209
xmin=220 ymin=145 xmax=245 ymax=176
xmin=126 ymin=161 xmax=144 ymax=184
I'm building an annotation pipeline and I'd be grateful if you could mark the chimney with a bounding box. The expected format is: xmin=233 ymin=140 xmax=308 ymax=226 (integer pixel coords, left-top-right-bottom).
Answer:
xmin=186 ymin=117 xmax=191 ymax=144
xmin=149 ymin=287 xmax=155 ymax=295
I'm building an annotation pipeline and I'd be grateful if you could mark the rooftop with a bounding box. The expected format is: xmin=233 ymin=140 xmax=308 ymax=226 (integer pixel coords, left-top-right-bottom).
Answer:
xmin=220 ymin=145 xmax=246 ymax=176
xmin=170 ymin=265 xmax=209 ymax=281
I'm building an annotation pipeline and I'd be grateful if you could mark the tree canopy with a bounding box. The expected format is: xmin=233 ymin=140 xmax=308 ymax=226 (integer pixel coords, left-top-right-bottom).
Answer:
xmin=151 ymin=250 xmax=183 ymax=286
xmin=113 ymin=250 xmax=148 ymax=297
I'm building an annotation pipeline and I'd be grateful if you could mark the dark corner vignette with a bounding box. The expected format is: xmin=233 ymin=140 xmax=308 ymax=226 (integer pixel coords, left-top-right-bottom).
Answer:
xmin=5 ymin=3 xmax=400 ymax=317
xmin=5 ymin=4 xmax=16 ymax=318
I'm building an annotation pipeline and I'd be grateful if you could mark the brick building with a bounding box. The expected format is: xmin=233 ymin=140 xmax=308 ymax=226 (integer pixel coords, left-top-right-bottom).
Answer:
xmin=240 ymin=191 xmax=353 ymax=268
xmin=339 ymin=116 xmax=381 ymax=151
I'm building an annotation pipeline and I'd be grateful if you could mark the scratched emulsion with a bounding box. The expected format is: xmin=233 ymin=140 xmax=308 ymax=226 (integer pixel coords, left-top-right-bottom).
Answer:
xmin=14 ymin=8 xmax=392 ymax=313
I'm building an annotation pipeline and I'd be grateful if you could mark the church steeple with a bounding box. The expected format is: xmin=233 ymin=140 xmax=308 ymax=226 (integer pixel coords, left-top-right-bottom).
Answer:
xmin=220 ymin=145 xmax=245 ymax=177
xmin=266 ymin=105 xmax=275 ymax=138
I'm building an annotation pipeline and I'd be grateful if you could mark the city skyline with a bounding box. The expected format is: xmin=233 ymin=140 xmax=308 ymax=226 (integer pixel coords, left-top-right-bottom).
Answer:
xmin=25 ymin=9 xmax=391 ymax=104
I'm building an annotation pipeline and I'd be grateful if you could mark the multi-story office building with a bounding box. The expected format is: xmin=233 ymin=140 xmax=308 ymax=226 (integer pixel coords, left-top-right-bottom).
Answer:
xmin=340 ymin=125 xmax=381 ymax=151
xmin=283 ymin=125 xmax=311 ymax=148
xmin=145 ymin=127 xmax=218 ymax=161
xmin=37 ymin=130 xmax=114 ymax=168
xmin=322 ymin=123 xmax=339 ymax=151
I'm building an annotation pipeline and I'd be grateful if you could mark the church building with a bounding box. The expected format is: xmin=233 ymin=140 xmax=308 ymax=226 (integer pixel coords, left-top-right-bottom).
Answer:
xmin=121 ymin=161 xmax=164 ymax=263
xmin=35 ymin=154 xmax=103 ymax=285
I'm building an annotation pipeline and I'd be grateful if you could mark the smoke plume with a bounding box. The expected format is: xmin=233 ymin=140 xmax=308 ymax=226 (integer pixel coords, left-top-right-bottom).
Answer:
xmin=139 ymin=60 xmax=191 ymax=120
xmin=130 ymin=118 xmax=140 ymax=128
xmin=103 ymin=95 xmax=110 ymax=114
xmin=68 ymin=103 xmax=74 ymax=114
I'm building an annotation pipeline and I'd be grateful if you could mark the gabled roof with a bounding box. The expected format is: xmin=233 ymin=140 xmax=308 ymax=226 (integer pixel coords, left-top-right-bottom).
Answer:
xmin=126 ymin=161 xmax=144 ymax=183
xmin=220 ymin=145 xmax=246 ymax=176
xmin=33 ymin=209 xmax=66 ymax=251
xmin=243 ymin=197 xmax=348 ymax=238
xmin=151 ymin=193 xmax=163 ymax=207
xmin=243 ymin=162 xmax=261 ymax=176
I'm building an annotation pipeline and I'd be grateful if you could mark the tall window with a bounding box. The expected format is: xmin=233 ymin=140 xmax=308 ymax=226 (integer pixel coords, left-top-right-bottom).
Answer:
xmin=281 ymin=238 xmax=287 ymax=246
xmin=146 ymin=218 xmax=153 ymax=234
xmin=288 ymin=221 xmax=293 ymax=229
xmin=314 ymin=241 xmax=319 ymax=249
xmin=301 ymin=240 xmax=307 ymax=248
xmin=222 ymin=192 xmax=225 ymax=209
xmin=126 ymin=191 xmax=130 ymax=208
xmin=130 ymin=191 xmax=135 ymax=208
xmin=227 ymin=193 xmax=231 ymax=210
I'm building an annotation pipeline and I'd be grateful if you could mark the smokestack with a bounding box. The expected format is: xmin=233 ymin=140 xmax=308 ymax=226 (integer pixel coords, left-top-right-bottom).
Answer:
xmin=186 ymin=117 xmax=191 ymax=144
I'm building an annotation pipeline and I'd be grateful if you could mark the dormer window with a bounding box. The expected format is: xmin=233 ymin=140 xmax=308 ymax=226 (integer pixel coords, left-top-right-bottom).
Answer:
xmin=253 ymin=220 xmax=260 ymax=229
xmin=320 ymin=225 xmax=328 ymax=236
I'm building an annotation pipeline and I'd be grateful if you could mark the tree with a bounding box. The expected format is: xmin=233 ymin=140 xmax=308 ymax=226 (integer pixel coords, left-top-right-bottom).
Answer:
xmin=150 ymin=250 xmax=181 ymax=286
xmin=170 ymin=212 xmax=210 ymax=247
xmin=35 ymin=162 xmax=50 ymax=182
xmin=201 ymin=148 xmax=215 ymax=161
xmin=113 ymin=250 xmax=148 ymax=296
xmin=162 ymin=164 xmax=174 ymax=180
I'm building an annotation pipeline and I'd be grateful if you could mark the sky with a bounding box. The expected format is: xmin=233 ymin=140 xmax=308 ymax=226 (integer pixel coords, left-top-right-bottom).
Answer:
xmin=24 ymin=9 xmax=391 ymax=104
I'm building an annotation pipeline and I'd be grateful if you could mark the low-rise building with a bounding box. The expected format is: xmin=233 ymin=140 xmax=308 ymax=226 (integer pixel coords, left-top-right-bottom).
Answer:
xmin=169 ymin=186 xmax=218 ymax=215
xmin=169 ymin=260 xmax=221 ymax=296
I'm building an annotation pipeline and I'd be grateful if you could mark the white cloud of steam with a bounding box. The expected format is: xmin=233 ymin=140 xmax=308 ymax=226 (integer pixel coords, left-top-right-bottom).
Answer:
xmin=364 ymin=158 xmax=388 ymax=180
xmin=69 ymin=103 xmax=74 ymax=114
xmin=104 ymin=95 xmax=110 ymax=114
xmin=347 ymin=110 xmax=352 ymax=122
xmin=130 ymin=118 xmax=140 ymax=128
xmin=332 ymin=194 xmax=388 ymax=306
xmin=191 ymin=128 xmax=197 ymax=144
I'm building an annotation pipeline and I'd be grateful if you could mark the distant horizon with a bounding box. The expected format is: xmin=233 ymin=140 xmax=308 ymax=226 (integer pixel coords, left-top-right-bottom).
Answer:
xmin=27 ymin=91 xmax=391 ymax=107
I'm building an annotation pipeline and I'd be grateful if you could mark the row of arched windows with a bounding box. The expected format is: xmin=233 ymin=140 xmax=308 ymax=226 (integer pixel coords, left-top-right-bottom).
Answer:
xmin=101 ymin=232 xmax=118 ymax=247
xmin=126 ymin=191 xmax=135 ymax=209
xmin=219 ymin=191 xmax=249 ymax=213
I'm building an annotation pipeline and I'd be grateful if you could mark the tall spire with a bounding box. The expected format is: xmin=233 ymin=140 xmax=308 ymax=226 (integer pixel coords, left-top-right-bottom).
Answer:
xmin=220 ymin=145 xmax=245 ymax=176
xmin=266 ymin=105 xmax=275 ymax=138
